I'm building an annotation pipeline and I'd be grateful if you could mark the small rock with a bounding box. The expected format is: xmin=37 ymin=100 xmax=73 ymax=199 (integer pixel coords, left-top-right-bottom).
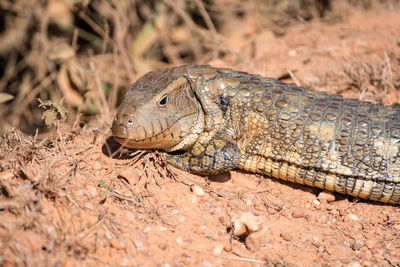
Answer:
xmin=209 ymin=208 xmax=216 ymax=215
xmin=245 ymin=226 xmax=268 ymax=251
xmin=351 ymin=239 xmax=365 ymax=250
xmin=213 ymin=243 xmax=224 ymax=255
xmin=110 ymin=238 xmax=126 ymax=250
xmin=313 ymin=199 xmax=320 ymax=206
xmin=232 ymin=213 xmax=263 ymax=236
xmin=359 ymin=246 xmax=369 ymax=253
xmin=317 ymin=215 xmax=329 ymax=224
xmin=317 ymin=190 xmax=336 ymax=203
xmin=85 ymin=185 xmax=97 ymax=198
xmin=280 ymin=231 xmax=292 ymax=242
xmin=93 ymin=161 xmax=102 ymax=170
xmin=190 ymin=195 xmax=199 ymax=203
xmin=365 ymin=240 xmax=376 ymax=249
xmin=171 ymin=209 xmax=179 ymax=215
xmin=348 ymin=213 xmax=360 ymax=222
xmin=0 ymin=170 xmax=14 ymax=180
xmin=199 ymin=225 xmax=208 ymax=234
xmin=218 ymin=216 xmax=226 ymax=225
xmin=292 ymin=208 xmax=305 ymax=218
xmin=178 ymin=216 xmax=185 ymax=223
xmin=281 ymin=209 xmax=291 ymax=218
xmin=233 ymin=218 xmax=247 ymax=236
xmin=270 ymin=201 xmax=283 ymax=211
xmin=192 ymin=185 xmax=205 ymax=196
xmin=244 ymin=199 xmax=253 ymax=206
xmin=348 ymin=261 xmax=361 ymax=267
xmin=132 ymin=232 xmax=148 ymax=252
xmin=159 ymin=243 xmax=168 ymax=250
xmin=176 ymin=236 xmax=183 ymax=245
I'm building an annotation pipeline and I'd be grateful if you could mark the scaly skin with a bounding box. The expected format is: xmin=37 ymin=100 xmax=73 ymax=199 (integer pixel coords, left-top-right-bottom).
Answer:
xmin=112 ymin=65 xmax=400 ymax=204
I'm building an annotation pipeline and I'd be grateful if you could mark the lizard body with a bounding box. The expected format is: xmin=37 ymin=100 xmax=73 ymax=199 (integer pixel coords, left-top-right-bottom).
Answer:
xmin=112 ymin=65 xmax=400 ymax=204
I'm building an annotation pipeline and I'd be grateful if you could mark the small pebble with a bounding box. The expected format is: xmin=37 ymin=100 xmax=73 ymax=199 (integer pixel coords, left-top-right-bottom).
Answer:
xmin=159 ymin=243 xmax=168 ymax=250
xmin=348 ymin=213 xmax=360 ymax=222
xmin=190 ymin=195 xmax=199 ymax=203
xmin=176 ymin=236 xmax=183 ymax=245
xmin=110 ymin=238 xmax=126 ymax=250
xmin=245 ymin=199 xmax=253 ymax=206
xmin=317 ymin=190 xmax=336 ymax=203
xmin=132 ymin=232 xmax=148 ymax=252
xmin=365 ymin=240 xmax=376 ymax=249
xmin=93 ymin=161 xmax=102 ymax=170
xmin=280 ymin=231 xmax=292 ymax=242
xmin=171 ymin=209 xmax=179 ymax=215
xmin=292 ymin=208 xmax=305 ymax=218
xmin=351 ymin=239 xmax=365 ymax=250
xmin=317 ymin=215 xmax=329 ymax=224
xmin=313 ymin=199 xmax=320 ymax=206
xmin=192 ymin=185 xmax=205 ymax=196
xmin=213 ymin=243 xmax=224 ymax=255
xmin=199 ymin=225 xmax=208 ymax=234
xmin=0 ymin=170 xmax=14 ymax=180
xmin=232 ymin=213 xmax=263 ymax=236
xmin=245 ymin=226 xmax=268 ymax=251
xmin=233 ymin=219 xmax=247 ymax=236
xmin=85 ymin=185 xmax=97 ymax=197
xmin=348 ymin=261 xmax=361 ymax=267
xmin=218 ymin=216 xmax=226 ymax=225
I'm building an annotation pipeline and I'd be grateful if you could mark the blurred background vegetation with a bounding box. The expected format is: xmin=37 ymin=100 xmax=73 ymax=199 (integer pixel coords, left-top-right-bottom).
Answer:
xmin=0 ymin=0 xmax=399 ymax=135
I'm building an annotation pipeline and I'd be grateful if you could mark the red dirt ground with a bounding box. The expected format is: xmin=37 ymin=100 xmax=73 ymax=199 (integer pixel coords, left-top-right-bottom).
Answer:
xmin=1 ymin=8 xmax=400 ymax=267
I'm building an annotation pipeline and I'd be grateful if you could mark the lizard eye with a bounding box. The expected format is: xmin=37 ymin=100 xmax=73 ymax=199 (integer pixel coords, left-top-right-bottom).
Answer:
xmin=158 ymin=94 xmax=169 ymax=107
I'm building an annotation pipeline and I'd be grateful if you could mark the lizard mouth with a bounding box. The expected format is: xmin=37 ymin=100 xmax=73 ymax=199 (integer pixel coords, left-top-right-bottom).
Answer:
xmin=112 ymin=111 xmax=199 ymax=150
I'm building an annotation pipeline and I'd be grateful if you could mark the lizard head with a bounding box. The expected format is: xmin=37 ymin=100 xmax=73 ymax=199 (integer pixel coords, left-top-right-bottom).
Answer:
xmin=112 ymin=66 xmax=203 ymax=151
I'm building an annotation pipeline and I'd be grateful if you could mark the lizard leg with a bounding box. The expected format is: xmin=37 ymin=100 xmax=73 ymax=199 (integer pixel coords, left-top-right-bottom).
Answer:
xmin=166 ymin=134 xmax=241 ymax=175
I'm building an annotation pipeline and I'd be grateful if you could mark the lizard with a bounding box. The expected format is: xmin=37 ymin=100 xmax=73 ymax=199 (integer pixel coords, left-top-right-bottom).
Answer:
xmin=112 ymin=64 xmax=400 ymax=204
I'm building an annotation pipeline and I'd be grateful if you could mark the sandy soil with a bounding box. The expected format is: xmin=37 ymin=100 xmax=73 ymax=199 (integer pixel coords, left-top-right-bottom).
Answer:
xmin=1 ymin=8 xmax=400 ymax=267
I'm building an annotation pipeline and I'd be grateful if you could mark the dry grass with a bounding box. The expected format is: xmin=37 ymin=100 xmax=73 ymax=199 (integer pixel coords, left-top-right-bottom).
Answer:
xmin=338 ymin=52 xmax=400 ymax=104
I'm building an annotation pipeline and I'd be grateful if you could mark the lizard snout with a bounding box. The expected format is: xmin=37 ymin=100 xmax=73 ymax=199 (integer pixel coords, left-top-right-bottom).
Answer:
xmin=111 ymin=109 xmax=137 ymax=138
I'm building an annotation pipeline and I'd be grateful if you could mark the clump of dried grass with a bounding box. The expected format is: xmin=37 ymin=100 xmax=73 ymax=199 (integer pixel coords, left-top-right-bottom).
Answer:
xmin=340 ymin=52 xmax=400 ymax=104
